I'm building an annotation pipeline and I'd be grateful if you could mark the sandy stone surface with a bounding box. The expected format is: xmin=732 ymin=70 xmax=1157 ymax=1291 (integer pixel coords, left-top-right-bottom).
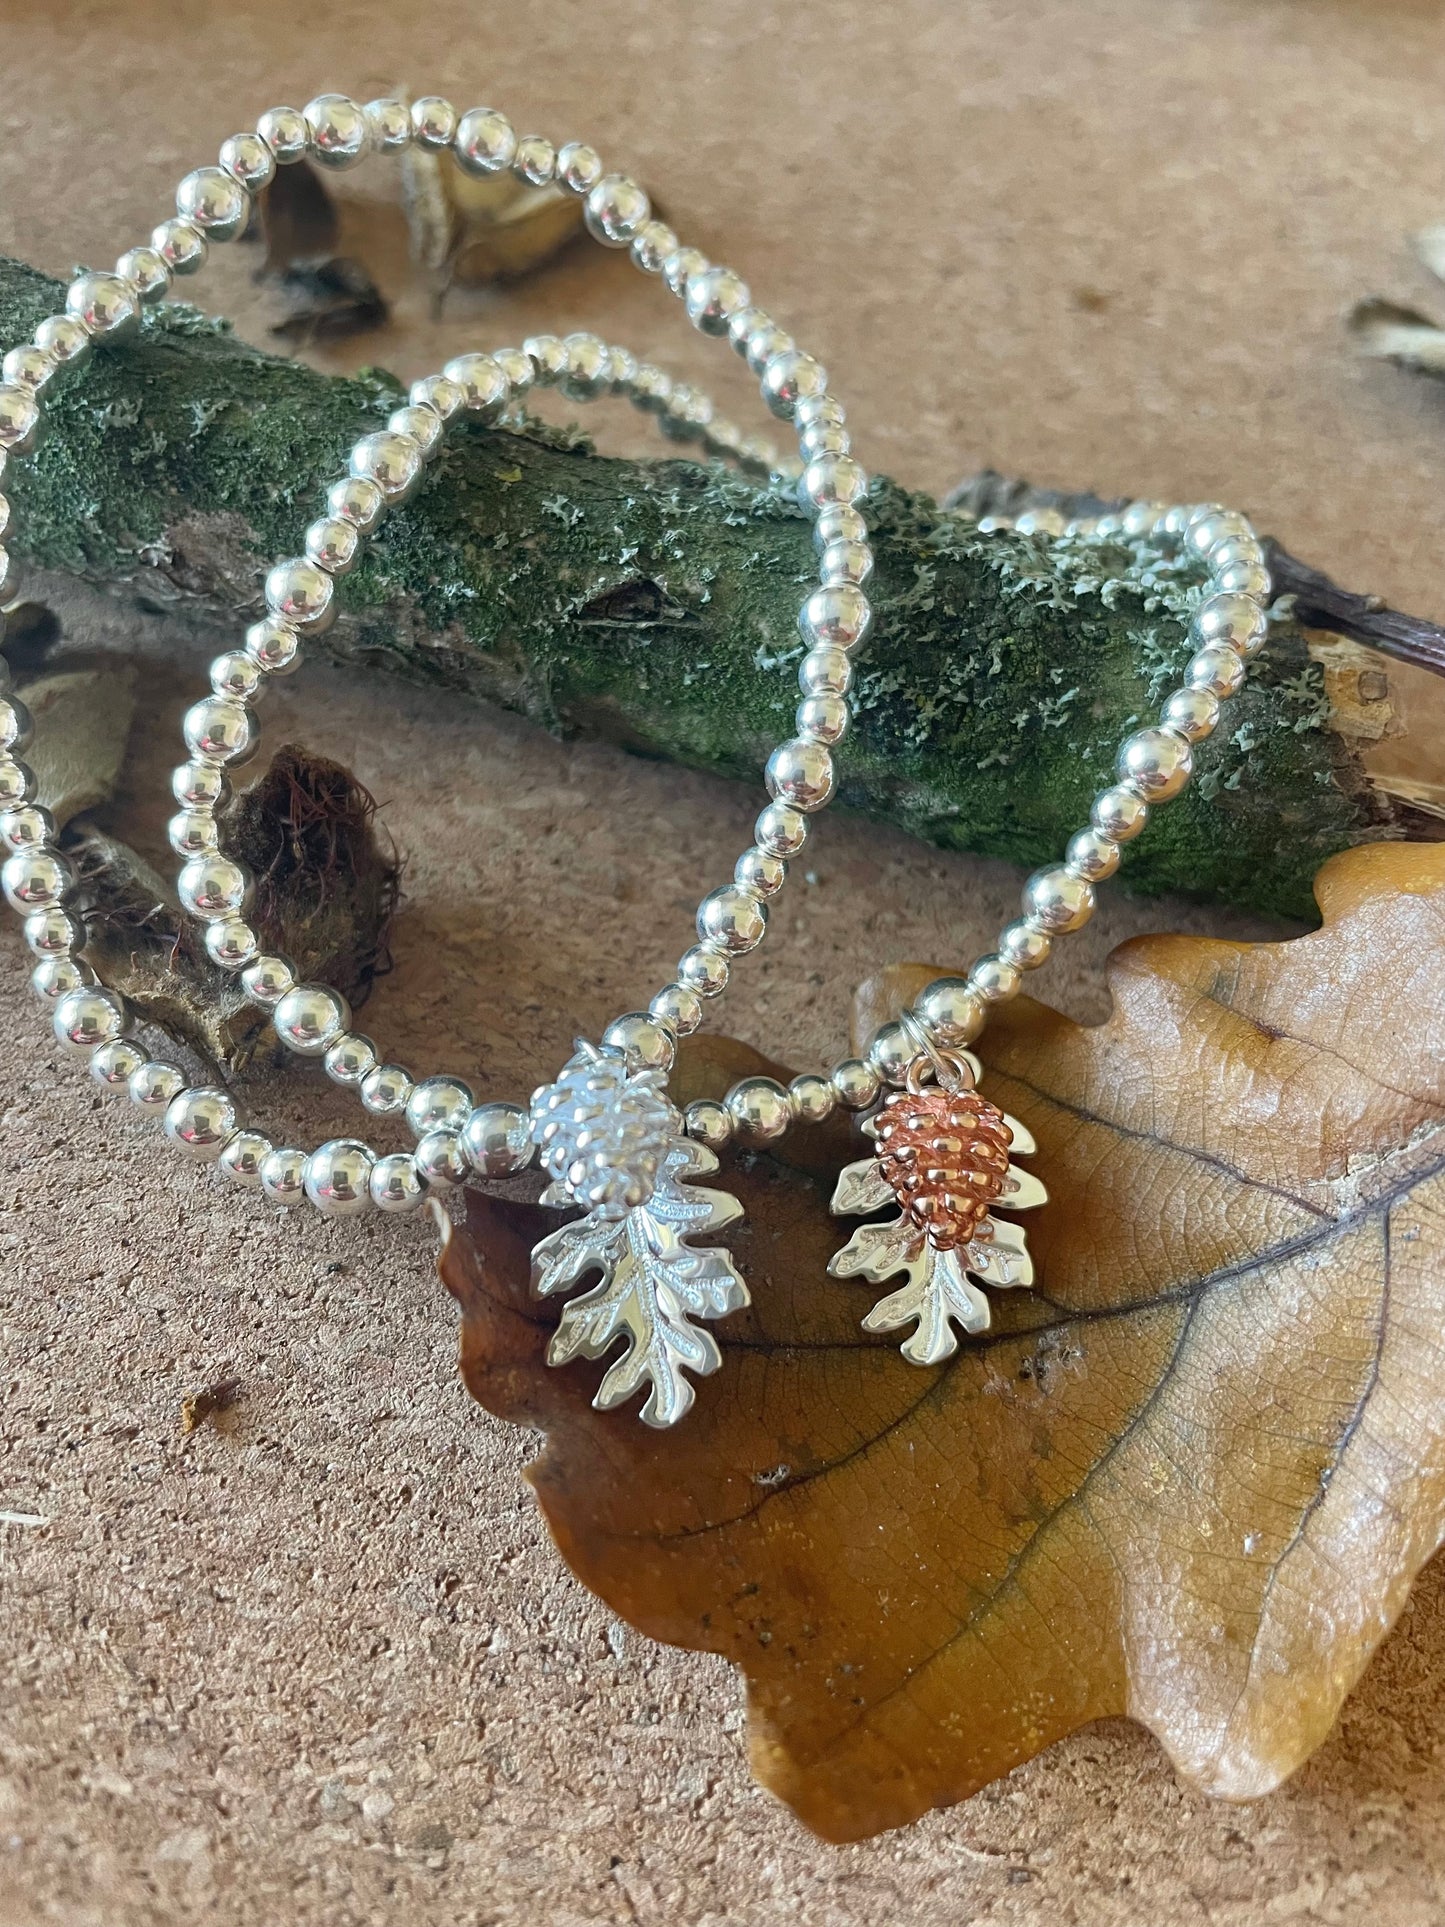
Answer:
xmin=1 ymin=2 xmax=1444 ymax=1923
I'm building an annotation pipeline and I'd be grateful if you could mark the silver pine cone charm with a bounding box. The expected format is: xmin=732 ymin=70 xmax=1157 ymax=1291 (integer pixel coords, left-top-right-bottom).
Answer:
xmin=528 ymin=1045 xmax=748 ymax=1427
xmin=828 ymin=1048 xmax=1047 ymax=1365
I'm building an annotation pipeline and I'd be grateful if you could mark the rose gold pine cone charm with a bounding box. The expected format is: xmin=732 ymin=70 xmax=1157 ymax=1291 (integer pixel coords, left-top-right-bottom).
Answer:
xmin=873 ymin=1086 xmax=1015 ymax=1251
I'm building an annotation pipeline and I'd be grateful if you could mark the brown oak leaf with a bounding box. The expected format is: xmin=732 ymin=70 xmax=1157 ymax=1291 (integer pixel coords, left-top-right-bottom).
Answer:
xmin=438 ymin=842 xmax=1445 ymax=1841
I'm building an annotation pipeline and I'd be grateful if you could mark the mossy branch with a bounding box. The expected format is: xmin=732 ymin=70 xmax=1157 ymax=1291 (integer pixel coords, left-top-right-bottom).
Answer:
xmin=0 ymin=256 xmax=1401 ymax=921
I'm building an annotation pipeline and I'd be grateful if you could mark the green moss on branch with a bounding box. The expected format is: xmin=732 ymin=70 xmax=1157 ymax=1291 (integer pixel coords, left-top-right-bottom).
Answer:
xmin=0 ymin=256 xmax=1386 ymax=920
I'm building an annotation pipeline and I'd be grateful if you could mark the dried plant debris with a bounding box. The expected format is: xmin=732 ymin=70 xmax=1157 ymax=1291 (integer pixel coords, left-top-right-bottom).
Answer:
xmin=1347 ymin=296 xmax=1445 ymax=376
xmin=181 ymin=1377 xmax=242 ymax=1435
xmin=255 ymin=160 xmax=342 ymax=273
xmin=269 ymin=257 xmax=389 ymax=346
xmin=443 ymin=840 xmax=1445 ymax=1843
xmin=401 ymin=147 xmax=583 ymax=306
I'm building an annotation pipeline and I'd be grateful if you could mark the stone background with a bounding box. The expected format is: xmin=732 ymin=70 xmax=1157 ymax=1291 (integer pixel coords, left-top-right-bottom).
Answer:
xmin=2 ymin=1 xmax=1445 ymax=1922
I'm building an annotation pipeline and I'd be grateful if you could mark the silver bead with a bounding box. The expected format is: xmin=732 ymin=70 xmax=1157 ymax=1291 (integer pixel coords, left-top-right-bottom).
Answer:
xmin=349 ymin=429 xmax=422 ymax=503
xmin=90 ymin=1037 xmax=146 ymax=1090
xmin=648 ymin=982 xmax=703 ymax=1037
xmin=685 ymin=266 xmax=750 ymax=334
xmin=2 ymin=344 xmax=57 ymax=391
xmin=1214 ymin=561 xmax=1270 ymax=600
xmin=799 ymin=420 xmax=851 ymax=460
xmin=661 ymin=383 xmax=712 ymax=440
xmin=31 ymin=955 xmax=89 ymax=1001
xmin=795 ymin=395 xmax=846 ymax=431
xmin=788 ymin=1072 xmax=836 ymax=1124
xmin=409 ymin=373 xmax=465 ymax=422
xmin=24 ymin=906 xmax=79 ymax=955
xmin=631 ymin=219 xmax=678 ymax=274
xmin=969 ymin=955 xmax=1022 ymax=1003
xmin=585 ymin=174 xmax=650 ymax=246
xmin=304 ymin=94 xmax=370 ymax=169
xmin=273 ymin=983 xmax=350 ymax=1056
xmin=65 ymin=272 xmax=139 ymax=341
xmin=34 ymin=314 xmax=92 ymax=368
xmin=601 ymin=1012 xmax=676 ymax=1072
xmin=727 ymin=1076 xmax=791 ymax=1142
xmin=512 ymin=134 xmax=557 ymax=185
xmin=210 ymin=650 xmax=265 ymax=701
xmin=734 ymin=847 xmax=788 ymax=898
xmin=697 ymin=885 xmax=767 ymax=954
xmin=323 ymin=1032 xmax=378 ymax=1087
xmin=915 ymin=977 xmax=985 ymax=1044
xmin=556 ymin=141 xmax=603 ymax=194
xmin=456 ymin=107 xmax=517 ymax=175
xmin=364 ymin=97 xmax=412 ymax=151
xmin=305 ymin=515 xmax=361 ymax=575
xmin=404 ymin=1076 xmax=473 ymax=1139
xmin=523 ymin=333 xmax=568 ymax=384
xmin=327 ymin=474 xmax=386 ymax=530
xmin=1193 ymin=592 xmax=1267 ymax=658
xmin=677 ymin=944 xmax=730 ymax=997
xmin=410 ymin=94 xmax=458 ymax=148
xmin=444 ymin=352 xmax=508 ymax=417
xmin=415 ymin=1129 xmax=469 ymax=1189
xmin=754 ymin=801 xmax=809 ymax=857
xmin=177 ymin=854 xmax=251 ymax=921
xmin=998 ymin=920 xmax=1053 ymax=971
xmin=163 ymin=1086 xmax=237 ymax=1161
xmin=370 ymin=1153 xmax=427 ymax=1213
xmin=1186 ymin=644 xmax=1246 ymax=699
xmin=662 ymin=246 xmax=709 ymax=296
xmin=832 ymin=1057 xmax=882 ymax=1109
xmin=265 ymin=557 xmax=335 ymax=629
xmin=1023 ymin=865 xmax=1096 ymax=934
xmin=1065 ymin=827 xmax=1122 ymax=882
xmin=1185 ymin=508 xmax=1246 ymax=555
xmin=560 ymin=333 xmax=610 ymax=401
xmin=761 ymin=350 xmax=828 ymax=420
xmin=798 ymin=584 xmax=872 ymax=652
xmin=813 ymin=503 xmax=867 ymax=552
xmin=491 ymin=347 xmax=534 ymax=395
xmin=819 ymin=539 xmax=873 ymax=588
xmin=304 ymin=1140 xmax=375 ymax=1216
xmin=1 ymin=804 xmax=52 ymax=850
xmin=2 ymin=695 xmax=34 ymax=751
xmin=360 ymin=1063 xmax=414 ymax=1114
xmin=798 ymin=645 xmax=853 ymax=697
xmin=461 ymin=1101 xmax=533 ymax=1177
xmin=0 ymin=386 xmax=39 ymax=452
xmin=245 ymin=617 xmax=301 ymax=675
xmin=606 ymin=345 xmax=639 ymax=394
xmin=219 ymin=1130 xmax=273 ymax=1188
xmin=257 ymin=105 xmax=309 ymax=163
xmin=52 ymin=985 xmax=126 ymax=1056
xmin=796 ymin=692 xmax=850 ymax=746
xmin=683 ymin=1098 xmax=731 ymax=1149
xmin=3 ymin=849 xmax=71 ymax=911
xmin=241 ymin=954 xmax=295 ymax=1007
xmin=765 ymin=738 xmax=835 ymax=812
xmin=128 ymin=1060 xmax=184 ymax=1112
xmin=260 ymin=1145 xmax=308 ymax=1206
xmin=867 ymin=1020 xmax=914 ymax=1086
xmin=1161 ymin=687 xmax=1220 ymax=742
xmin=176 ymin=167 xmax=249 ymax=242
xmin=798 ymin=455 xmax=867 ymax=512
xmin=0 ymin=756 xmax=32 ymax=807
xmin=1090 ymin=784 xmax=1150 ymax=842
xmin=115 ymin=245 xmax=173 ymax=303
xmin=1209 ymin=535 xmax=1263 ymax=575
xmin=172 ymin=759 xmax=229 ymax=809
xmin=1117 ymin=727 xmax=1193 ymax=802
xmin=220 ymin=130 xmax=277 ymax=191
xmin=167 ymin=809 xmax=220 ymax=858
xmin=741 ymin=320 xmax=795 ymax=377
xmin=205 ymin=917 xmax=258 ymax=970
xmin=151 ymin=219 xmax=208 ymax=276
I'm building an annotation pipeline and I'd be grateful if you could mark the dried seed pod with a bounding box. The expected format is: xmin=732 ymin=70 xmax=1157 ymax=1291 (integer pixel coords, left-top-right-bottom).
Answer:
xmin=873 ymin=1085 xmax=1014 ymax=1250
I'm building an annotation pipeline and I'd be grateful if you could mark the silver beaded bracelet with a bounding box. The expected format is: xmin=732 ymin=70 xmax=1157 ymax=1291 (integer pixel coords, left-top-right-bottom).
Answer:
xmin=0 ymin=92 xmax=1273 ymax=1427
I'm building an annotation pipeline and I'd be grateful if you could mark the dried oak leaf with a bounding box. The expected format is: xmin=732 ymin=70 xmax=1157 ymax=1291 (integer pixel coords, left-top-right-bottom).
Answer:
xmin=439 ymin=841 xmax=1445 ymax=1842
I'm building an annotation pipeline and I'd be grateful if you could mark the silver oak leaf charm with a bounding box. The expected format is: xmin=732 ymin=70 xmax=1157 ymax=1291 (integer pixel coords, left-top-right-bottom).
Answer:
xmin=827 ymin=1057 xmax=1045 ymax=1366
xmin=529 ymin=1136 xmax=749 ymax=1428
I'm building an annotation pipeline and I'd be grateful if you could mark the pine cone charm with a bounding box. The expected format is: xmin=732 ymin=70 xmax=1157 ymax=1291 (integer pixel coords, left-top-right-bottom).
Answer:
xmin=828 ymin=1047 xmax=1048 ymax=1364
xmin=530 ymin=1046 xmax=678 ymax=1217
xmin=874 ymin=1086 xmax=1014 ymax=1251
